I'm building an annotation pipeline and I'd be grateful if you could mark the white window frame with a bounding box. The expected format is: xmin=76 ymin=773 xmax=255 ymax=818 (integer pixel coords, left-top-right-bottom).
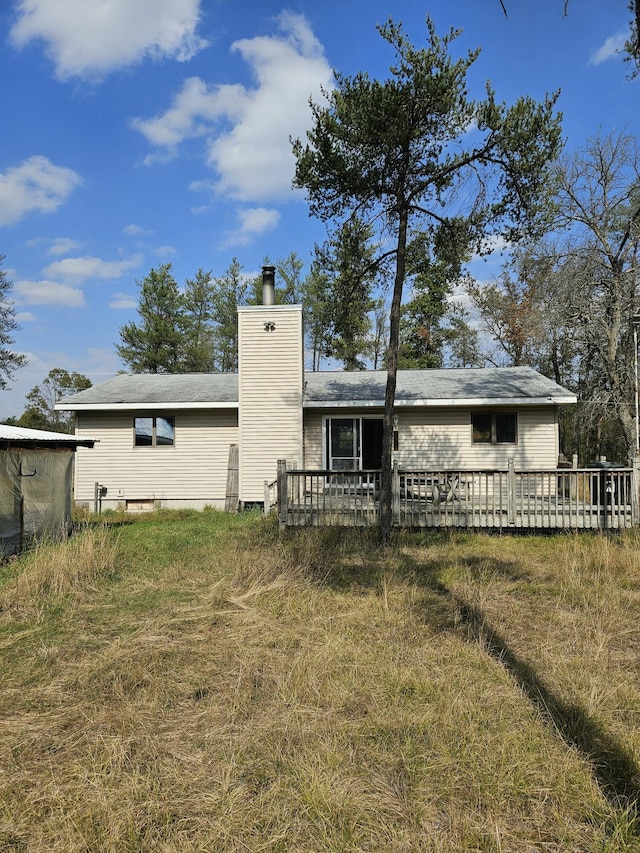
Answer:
xmin=322 ymin=415 xmax=384 ymax=471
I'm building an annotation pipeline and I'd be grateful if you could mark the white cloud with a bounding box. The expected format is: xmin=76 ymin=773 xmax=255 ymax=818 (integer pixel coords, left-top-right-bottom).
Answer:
xmin=240 ymin=207 xmax=280 ymax=234
xmin=47 ymin=236 xmax=83 ymax=256
xmin=14 ymin=279 xmax=85 ymax=307
xmin=154 ymin=245 xmax=177 ymax=257
xmin=224 ymin=206 xmax=280 ymax=246
xmin=42 ymin=253 xmax=143 ymax=284
xmin=10 ymin=0 xmax=208 ymax=81
xmin=124 ymin=224 xmax=153 ymax=236
xmin=109 ymin=292 xmax=137 ymax=309
xmin=15 ymin=311 xmax=37 ymax=322
xmin=211 ymin=13 xmax=334 ymax=201
xmin=590 ymin=32 xmax=627 ymax=65
xmin=133 ymin=12 xmax=334 ymax=202
xmin=132 ymin=76 xmax=243 ymax=152
xmin=0 ymin=156 xmax=82 ymax=225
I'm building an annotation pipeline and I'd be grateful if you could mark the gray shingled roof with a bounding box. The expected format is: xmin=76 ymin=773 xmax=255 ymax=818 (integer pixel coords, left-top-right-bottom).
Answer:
xmin=57 ymin=366 xmax=575 ymax=410
xmin=57 ymin=373 xmax=239 ymax=408
xmin=304 ymin=367 xmax=576 ymax=405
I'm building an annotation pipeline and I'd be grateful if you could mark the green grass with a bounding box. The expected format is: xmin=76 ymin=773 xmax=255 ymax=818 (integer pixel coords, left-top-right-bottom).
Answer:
xmin=1 ymin=514 xmax=640 ymax=850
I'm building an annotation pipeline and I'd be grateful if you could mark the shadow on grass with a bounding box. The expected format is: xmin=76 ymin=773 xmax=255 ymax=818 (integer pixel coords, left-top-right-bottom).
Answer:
xmin=274 ymin=523 xmax=640 ymax=845
xmin=281 ymin=528 xmax=640 ymax=817
xmin=281 ymin=526 xmax=387 ymax=590
xmin=403 ymin=550 xmax=640 ymax=825
xmin=457 ymin=596 xmax=640 ymax=802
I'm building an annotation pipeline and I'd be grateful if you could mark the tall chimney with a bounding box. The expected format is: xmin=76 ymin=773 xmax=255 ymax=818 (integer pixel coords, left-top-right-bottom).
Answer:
xmin=262 ymin=265 xmax=275 ymax=306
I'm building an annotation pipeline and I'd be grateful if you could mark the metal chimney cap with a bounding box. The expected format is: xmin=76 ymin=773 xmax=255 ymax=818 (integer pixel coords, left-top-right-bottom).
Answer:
xmin=262 ymin=265 xmax=275 ymax=306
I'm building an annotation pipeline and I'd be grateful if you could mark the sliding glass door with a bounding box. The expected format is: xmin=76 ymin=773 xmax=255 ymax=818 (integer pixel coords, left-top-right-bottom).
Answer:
xmin=325 ymin=417 xmax=383 ymax=470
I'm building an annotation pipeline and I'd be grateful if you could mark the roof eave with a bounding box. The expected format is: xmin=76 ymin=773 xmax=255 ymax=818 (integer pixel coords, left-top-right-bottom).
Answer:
xmin=56 ymin=401 xmax=239 ymax=411
xmin=303 ymin=396 xmax=577 ymax=408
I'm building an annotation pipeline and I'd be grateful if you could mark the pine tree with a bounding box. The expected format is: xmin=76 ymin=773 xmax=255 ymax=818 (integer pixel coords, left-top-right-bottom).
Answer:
xmin=183 ymin=268 xmax=217 ymax=372
xmin=293 ymin=16 xmax=562 ymax=540
xmin=117 ymin=264 xmax=185 ymax=373
xmin=211 ymin=259 xmax=248 ymax=372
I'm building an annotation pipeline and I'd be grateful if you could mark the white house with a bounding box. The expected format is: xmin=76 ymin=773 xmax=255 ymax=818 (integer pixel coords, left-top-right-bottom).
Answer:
xmin=57 ymin=269 xmax=577 ymax=512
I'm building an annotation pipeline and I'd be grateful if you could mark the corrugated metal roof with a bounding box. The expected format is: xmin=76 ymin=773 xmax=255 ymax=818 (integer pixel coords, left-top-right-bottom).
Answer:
xmin=0 ymin=425 xmax=96 ymax=446
xmin=56 ymin=366 xmax=576 ymax=410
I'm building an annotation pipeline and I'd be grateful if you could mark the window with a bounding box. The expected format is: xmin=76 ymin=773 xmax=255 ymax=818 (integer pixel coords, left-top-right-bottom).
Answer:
xmin=471 ymin=412 xmax=517 ymax=444
xmin=134 ymin=416 xmax=175 ymax=447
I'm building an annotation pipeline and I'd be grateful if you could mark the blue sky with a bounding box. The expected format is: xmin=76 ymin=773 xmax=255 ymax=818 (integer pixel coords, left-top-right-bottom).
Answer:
xmin=0 ymin=0 xmax=635 ymax=418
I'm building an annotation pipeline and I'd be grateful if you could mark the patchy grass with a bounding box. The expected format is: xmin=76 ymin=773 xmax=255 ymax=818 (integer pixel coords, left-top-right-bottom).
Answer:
xmin=1 ymin=514 xmax=640 ymax=850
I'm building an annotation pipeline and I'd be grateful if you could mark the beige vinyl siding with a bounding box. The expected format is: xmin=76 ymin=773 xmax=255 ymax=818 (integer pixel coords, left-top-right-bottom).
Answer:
xmin=303 ymin=406 xmax=559 ymax=470
xmin=74 ymin=409 xmax=238 ymax=509
xmin=304 ymin=409 xmax=324 ymax=469
xmin=396 ymin=406 xmax=559 ymax=469
xmin=238 ymin=305 xmax=303 ymax=502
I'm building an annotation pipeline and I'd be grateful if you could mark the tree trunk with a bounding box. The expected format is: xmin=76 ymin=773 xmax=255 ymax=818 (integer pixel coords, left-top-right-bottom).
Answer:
xmin=379 ymin=207 xmax=409 ymax=544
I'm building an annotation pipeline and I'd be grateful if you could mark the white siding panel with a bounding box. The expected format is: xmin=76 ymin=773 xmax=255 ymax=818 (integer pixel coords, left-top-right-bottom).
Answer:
xmin=74 ymin=410 xmax=238 ymax=509
xmin=304 ymin=406 xmax=559 ymax=470
xmin=304 ymin=410 xmax=324 ymax=468
xmin=397 ymin=407 xmax=559 ymax=469
xmin=238 ymin=306 xmax=303 ymax=501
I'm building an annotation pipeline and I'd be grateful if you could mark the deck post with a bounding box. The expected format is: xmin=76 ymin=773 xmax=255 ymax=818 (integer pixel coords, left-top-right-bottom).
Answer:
xmin=392 ymin=460 xmax=400 ymax=526
xmin=224 ymin=443 xmax=239 ymax=512
xmin=277 ymin=459 xmax=287 ymax=529
xmin=633 ymin=460 xmax=640 ymax=526
xmin=507 ymin=459 xmax=516 ymax=526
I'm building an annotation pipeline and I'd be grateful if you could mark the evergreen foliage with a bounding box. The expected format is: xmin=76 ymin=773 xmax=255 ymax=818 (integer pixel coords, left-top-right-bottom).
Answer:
xmin=117 ymin=264 xmax=185 ymax=373
xmin=313 ymin=218 xmax=379 ymax=370
xmin=469 ymin=131 xmax=640 ymax=464
xmin=293 ymin=16 xmax=562 ymax=540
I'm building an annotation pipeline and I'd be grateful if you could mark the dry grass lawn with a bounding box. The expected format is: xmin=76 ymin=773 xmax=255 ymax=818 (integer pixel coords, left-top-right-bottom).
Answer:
xmin=1 ymin=510 xmax=640 ymax=851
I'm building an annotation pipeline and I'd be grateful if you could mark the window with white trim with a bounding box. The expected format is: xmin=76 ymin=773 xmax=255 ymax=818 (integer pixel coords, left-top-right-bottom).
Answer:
xmin=134 ymin=415 xmax=175 ymax=447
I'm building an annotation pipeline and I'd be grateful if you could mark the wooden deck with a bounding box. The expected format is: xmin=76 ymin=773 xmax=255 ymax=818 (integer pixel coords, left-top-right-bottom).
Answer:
xmin=273 ymin=462 xmax=638 ymax=531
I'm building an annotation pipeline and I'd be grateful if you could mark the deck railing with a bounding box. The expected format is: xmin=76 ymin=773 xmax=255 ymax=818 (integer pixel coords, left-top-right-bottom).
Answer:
xmin=275 ymin=460 xmax=638 ymax=531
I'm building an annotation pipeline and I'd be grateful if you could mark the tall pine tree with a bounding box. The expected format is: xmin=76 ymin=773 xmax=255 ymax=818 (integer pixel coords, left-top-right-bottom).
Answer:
xmin=294 ymin=16 xmax=562 ymax=541
xmin=117 ymin=264 xmax=185 ymax=373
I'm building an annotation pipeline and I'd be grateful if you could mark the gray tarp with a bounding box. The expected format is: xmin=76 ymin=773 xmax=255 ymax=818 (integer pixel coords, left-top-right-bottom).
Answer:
xmin=0 ymin=447 xmax=74 ymax=557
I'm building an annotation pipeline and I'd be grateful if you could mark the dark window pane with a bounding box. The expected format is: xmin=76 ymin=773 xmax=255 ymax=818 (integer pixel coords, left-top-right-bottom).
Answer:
xmin=496 ymin=413 xmax=516 ymax=443
xmin=331 ymin=419 xmax=356 ymax=457
xmin=156 ymin=416 xmax=175 ymax=446
xmin=134 ymin=417 xmax=153 ymax=446
xmin=472 ymin=413 xmax=492 ymax=443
